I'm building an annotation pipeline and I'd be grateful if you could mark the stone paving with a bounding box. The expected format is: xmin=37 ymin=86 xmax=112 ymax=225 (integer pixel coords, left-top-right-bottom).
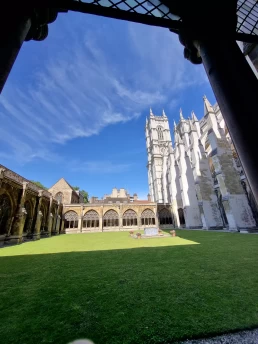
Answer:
xmin=180 ymin=328 xmax=258 ymax=344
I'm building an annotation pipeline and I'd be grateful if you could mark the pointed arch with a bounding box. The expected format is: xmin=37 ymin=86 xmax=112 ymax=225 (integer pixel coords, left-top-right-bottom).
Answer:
xmin=141 ymin=208 xmax=155 ymax=226
xmin=83 ymin=210 xmax=99 ymax=228
xmin=103 ymin=209 xmax=119 ymax=227
xmin=159 ymin=208 xmax=173 ymax=225
xmin=122 ymin=209 xmax=137 ymax=226
xmin=55 ymin=192 xmax=63 ymax=203
xmin=64 ymin=211 xmax=79 ymax=229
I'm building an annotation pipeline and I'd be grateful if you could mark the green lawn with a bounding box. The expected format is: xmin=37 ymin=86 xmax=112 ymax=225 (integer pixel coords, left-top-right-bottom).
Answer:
xmin=0 ymin=230 xmax=258 ymax=344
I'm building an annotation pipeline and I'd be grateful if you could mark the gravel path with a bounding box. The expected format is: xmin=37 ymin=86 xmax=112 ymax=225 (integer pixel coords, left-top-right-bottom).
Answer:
xmin=180 ymin=329 xmax=258 ymax=344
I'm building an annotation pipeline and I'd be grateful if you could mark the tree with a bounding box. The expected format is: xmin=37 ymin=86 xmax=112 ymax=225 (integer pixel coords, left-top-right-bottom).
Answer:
xmin=72 ymin=186 xmax=89 ymax=203
xmin=31 ymin=180 xmax=48 ymax=190
xmin=80 ymin=190 xmax=89 ymax=203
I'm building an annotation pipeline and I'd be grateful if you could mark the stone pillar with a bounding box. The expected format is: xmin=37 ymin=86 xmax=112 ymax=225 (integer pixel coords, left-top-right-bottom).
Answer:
xmin=100 ymin=206 xmax=103 ymax=232
xmin=52 ymin=202 xmax=60 ymax=235
xmin=55 ymin=215 xmax=61 ymax=235
xmin=60 ymin=218 xmax=64 ymax=234
xmin=78 ymin=215 xmax=82 ymax=233
xmin=47 ymin=196 xmax=53 ymax=236
xmin=33 ymin=196 xmax=43 ymax=240
xmin=8 ymin=181 xmax=28 ymax=244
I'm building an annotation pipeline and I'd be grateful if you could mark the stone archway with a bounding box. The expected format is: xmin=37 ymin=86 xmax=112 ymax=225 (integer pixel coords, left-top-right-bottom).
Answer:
xmin=141 ymin=209 xmax=155 ymax=226
xmin=123 ymin=209 xmax=137 ymax=227
xmin=103 ymin=210 xmax=119 ymax=228
xmin=64 ymin=211 xmax=79 ymax=230
xmin=159 ymin=208 xmax=173 ymax=225
xmin=83 ymin=210 xmax=99 ymax=229
xmin=0 ymin=194 xmax=12 ymax=236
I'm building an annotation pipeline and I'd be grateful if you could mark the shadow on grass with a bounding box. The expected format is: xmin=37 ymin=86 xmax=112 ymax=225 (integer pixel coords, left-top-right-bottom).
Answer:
xmin=0 ymin=233 xmax=258 ymax=344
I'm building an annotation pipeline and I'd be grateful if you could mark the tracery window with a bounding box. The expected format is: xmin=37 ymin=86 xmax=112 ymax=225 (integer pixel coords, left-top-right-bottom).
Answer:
xmin=83 ymin=210 xmax=99 ymax=228
xmin=0 ymin=194 xmax=12 ymax=235
xmin=157 ymin=126 xmax=164 ymax=140
xmin=103 ymin=210 xmax=119 ymax=227
xmin=122 ymin=209 xmax=137 ymax=226
xmin=64 ymin=211 xmax=78 ymax=229
xmin=141 ymin=209 xmax=155 ymax=226
xmin=55 ymin=192 xmax=63 ymax=203
xmin=159 ymin=208 xmax=173 ymax=225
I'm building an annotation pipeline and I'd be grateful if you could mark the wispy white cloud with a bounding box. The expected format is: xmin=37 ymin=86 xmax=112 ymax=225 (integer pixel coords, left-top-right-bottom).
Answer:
xmin=0 ymin=17 xmax=207 ymax=163
xmin=71 ymin=160 xmax=132 ymax=174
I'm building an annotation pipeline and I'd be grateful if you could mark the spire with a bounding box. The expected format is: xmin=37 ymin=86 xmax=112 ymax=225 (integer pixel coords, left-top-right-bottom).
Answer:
xmin=162 ymin=109 xmax=166 ymax=117
xmin=203 ymin=95 xmax=214 ymax=115
xmin=146 ymin=116 xmax=148 ymax=125
xmin=150 ymin=107 xmax=154 ymax=117
xmin=173 ymin=119 xmax=177 ymax=130
xmin=179 ymin=108 xmax=184 ymax=121
xmin=191 ymin=111 xmax=198 ymax=122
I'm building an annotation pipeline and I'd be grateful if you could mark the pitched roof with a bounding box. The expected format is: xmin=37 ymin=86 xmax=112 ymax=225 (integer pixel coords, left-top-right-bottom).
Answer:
xmin=48 ymin=177 xmax=75 ymax=191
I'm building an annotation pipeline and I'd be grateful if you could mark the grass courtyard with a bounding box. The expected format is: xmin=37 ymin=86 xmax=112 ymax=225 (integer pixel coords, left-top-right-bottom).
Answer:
xmin=0 ymin=230 xmax=258 ymax=344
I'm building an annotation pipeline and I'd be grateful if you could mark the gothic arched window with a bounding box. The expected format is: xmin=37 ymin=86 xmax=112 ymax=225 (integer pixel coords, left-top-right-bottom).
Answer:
xmin=141 ymin=209 xmax=155 ymax=226
xmin=0 ymin=194 xmax=12 ymax=235
xmin=83 ymin=210 xmax=99 ymax=228
xmin=64 ymin=211 xmax=78 ymax=229
xmin=123 ymin=209 xmax=137 ymax=226
xmin=103 ymin=210 xmax=119 ymax=227
xmin=55 ymin=192 xmax=63 ymax=203
xmin=159 ymin=208 xmax=173 ymax=225
xmin=157 ymin=126 xmax=164 ymax=140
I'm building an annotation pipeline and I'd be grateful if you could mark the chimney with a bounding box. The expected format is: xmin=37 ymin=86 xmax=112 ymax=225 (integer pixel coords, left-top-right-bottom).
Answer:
xmin=147 ymin=193 xmax=151 ymax=202
xmin=133 ymin=193 xmax=138 ymax=201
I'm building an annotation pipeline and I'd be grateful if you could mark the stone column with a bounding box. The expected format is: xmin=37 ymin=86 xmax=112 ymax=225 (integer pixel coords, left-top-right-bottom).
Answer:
xmin=8 ymin=181 xmax=28 ymax=244
xmin=100 ymin=206 xmax=103 ymax=232
xmin=52 ymin=202 xmax=60 ymax=235
xmin=47 ymin=196 xmax=53 ymax=237
xmin=33 ymin=193 xmax=43 ymax=240
xmin=78 ymin=215 xmax=82 ymax=233
xmin=55 ymin=215 xmax=61 ymax=235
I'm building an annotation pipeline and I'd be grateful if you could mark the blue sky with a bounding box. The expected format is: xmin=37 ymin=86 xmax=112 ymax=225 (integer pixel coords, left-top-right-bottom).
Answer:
xmin=0 ymin=11 xmax=216 ymax=199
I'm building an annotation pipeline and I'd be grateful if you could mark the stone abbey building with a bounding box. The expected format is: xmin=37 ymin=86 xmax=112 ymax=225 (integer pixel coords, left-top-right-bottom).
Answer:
xmin=0 ymin=96 xmax=257 ymax=245
xmin=146 ymin=96 xmax=258 ymax=230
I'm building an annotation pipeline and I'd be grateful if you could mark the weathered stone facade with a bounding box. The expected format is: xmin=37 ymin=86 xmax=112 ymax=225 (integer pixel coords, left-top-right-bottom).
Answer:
xmin=0 ymin=166 xmax=63 ymax=245
xmin=146 ymin=97 xmax=258 ymax=231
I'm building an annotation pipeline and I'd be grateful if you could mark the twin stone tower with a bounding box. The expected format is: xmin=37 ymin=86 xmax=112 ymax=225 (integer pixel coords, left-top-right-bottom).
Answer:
xmin=145 ymin=96 xmax=257 ymax=231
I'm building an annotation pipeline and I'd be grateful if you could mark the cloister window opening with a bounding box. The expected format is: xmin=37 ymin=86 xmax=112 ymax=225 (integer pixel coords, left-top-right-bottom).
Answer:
xmin=122 ymin=209 xmax=137 ymax=226
xmin=83 ymin=210 xmax=99 ymax=228
xmin=141 ymin=209 xmax=155 ymax=226
xmin=103 ymin=210 xmax=119 ymax=227
xmin=64 ymin=211 xmax=78 ymax=229
xmin=55 ymin=192 xmax=63 ymax=203
xmin=157 ymin=126 xmax=164 ymax=141
xmin=0 ymin=194 xmax=12 ymax=235
xmin=159 ymin=208 xmax=173 ymax=225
